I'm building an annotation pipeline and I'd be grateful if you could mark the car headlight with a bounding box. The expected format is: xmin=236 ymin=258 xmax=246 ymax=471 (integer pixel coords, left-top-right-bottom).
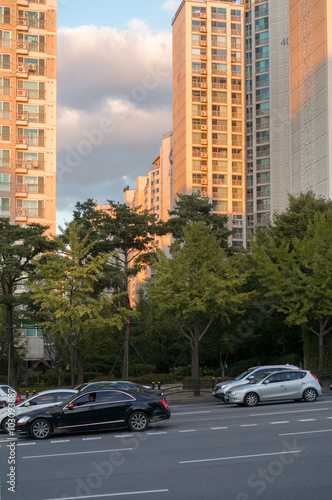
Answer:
xmin=17 ymin=415 xmax=31 ymax=424
xmin=220 ymin=384 xmax=231 ymax=389
xmin=230 ymin=390 xmax=242 ymax=395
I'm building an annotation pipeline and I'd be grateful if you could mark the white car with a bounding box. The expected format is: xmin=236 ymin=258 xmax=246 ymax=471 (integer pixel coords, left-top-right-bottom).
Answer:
xmin=212 ymin=364 xmax=300 ymax=401
xmin=0 ymin=384 xmax=20 ymax=406
xmin=224 ymin=370 xmax=322 ymax=406
xmin=0 ymin=389 xmax=77 ymax=433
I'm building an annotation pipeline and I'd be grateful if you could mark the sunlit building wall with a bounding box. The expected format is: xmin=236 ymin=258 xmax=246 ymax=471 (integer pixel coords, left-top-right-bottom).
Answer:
xmin=0 ymin=0 xmax=57 ymax=235
xmin=172 ymin=0 xmax=246 ymax=248
xmin=289 ymin=0 xmax=332 ymax=198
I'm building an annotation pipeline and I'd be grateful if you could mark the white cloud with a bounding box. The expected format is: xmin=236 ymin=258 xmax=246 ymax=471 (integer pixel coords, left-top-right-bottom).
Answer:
xmin=162 ymin=1 xmax=181 ymax=14
xmin=56 ymin=21 xmax=173 ymax=225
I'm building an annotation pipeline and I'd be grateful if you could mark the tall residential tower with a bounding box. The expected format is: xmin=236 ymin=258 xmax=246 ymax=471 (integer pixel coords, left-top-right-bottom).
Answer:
xmin=172 ymin=0 xmax=246 ymax=248
xmin=0 ymin=0 xmax=56 ymax=234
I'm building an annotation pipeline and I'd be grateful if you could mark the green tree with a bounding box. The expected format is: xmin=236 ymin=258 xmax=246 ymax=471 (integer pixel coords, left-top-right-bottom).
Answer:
xmin=29 ymin=223 xmax=130 ymax=387
xmin=0 ymin=219 xmax=55 ymax=387
xmin=146 ymin=222 xmax=250 ymax=394
xmin=69 ymin=199 xmax=165 ymax=379
xmin=166 ymin=193 xmax=231 ymax=246
xmin=252 ymin=211 xmax=332 ymax=377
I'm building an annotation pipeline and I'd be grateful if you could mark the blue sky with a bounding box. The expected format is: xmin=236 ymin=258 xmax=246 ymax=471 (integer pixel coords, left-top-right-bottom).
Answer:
xmin=56 ymin=0 xmax=181 ymax=230
xmin=57 ymin=0 xmax=178 ymax=31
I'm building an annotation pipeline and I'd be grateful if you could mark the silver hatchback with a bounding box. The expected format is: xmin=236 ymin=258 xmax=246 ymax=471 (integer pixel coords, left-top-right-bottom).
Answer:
xmin=224 ymin=370 xmax=322 ymax=407
xmin=212 ymin=364 xmax=299 ymax=401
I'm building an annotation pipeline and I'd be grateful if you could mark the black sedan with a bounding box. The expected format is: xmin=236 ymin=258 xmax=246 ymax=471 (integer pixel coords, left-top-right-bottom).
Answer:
xmin=16 ymin=388 xmax=171 ymax=440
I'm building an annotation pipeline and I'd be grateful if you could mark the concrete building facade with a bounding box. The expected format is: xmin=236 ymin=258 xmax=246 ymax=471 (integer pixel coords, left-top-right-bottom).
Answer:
xmin=245 ymin=0 xmax=291 ymax=236
xmin=289 ymin=0 xmax=332 ymax=198
xmin=172 ymin=0 xmax=246 ymax=247
xmin=0 ymin=0 xmax=56 ymax=235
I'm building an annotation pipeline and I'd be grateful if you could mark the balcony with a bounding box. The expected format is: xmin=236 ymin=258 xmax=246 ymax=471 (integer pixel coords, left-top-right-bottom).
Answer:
xmin=15 ymin=208 xmax=28 ymax=222
xmin=16 ymin=88 xmax=28 ymax=102
xmin=16 ymin=136 xmax=28 ymax=149
xmin=16 ymin=161 xmax=28 ymax=173
xmin=17 ymin=18 xmax=29 ymax=31
xmin=17 ymin=42 xmax=29 ymax=54
xmin=17 ymin=0 xmax=29 ymax=5
xmin=16 ymin=184 xmax=28 ymax=197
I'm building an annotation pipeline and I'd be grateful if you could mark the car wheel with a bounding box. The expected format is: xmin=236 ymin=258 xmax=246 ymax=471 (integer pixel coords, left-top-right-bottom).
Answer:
xmin=302 ymin=388 xmax=317 ymax=402
xmin=244 ymin=392 xmax=259 ymax=407
xmin=128 ymin=411 xmax=149 ymax=432
xmin=1 ymin=417 xmax=9 ymax=433
xmin=30 ymin=419 xmax=52 ymax=439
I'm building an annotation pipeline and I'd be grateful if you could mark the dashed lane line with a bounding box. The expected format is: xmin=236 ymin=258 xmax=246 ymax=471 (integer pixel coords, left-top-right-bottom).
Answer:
xmin=22 ymin=447 xmax=133 ymax=459
xmin=179 ymin=450 xmax=302 ymax=465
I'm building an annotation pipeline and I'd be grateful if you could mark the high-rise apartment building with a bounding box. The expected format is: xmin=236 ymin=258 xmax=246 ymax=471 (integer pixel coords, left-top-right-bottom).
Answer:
xmin=245 ymin=0 xmax=291 ymax=235
xmin=172 ymin=0 xmax=246 ymax=247
xmin=0 ymin=0 xmax=56 ymax=235
xmin=289 ymin=0 xmax=332 ymax=198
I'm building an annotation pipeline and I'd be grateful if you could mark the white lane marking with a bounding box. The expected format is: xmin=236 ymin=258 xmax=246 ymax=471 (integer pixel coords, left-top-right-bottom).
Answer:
xmin=326 ymin=417 xmax=332 ymax=420
xmin=211 ymin=427 xmax=228 ymax=430
xmin=240 ymin=424 xmax=258 ymax=427
xmin=279 ymin=429 xmax=332 ymax=436
xmin=17 ymin=442 xmax=36 ymax=446
xmin=250 ymin=408 xmax=328 ymax=417
xmin=270 ymin=421 xmax=289 ymax=425
xmin=179 ymin=450 xmax=302 ymax=464
xmin=115 ymin=434 xmax=133 ymax=438
xmin=146 ymin=432 xmax=167 ymax=435
xmin=173 ymin=411 xmax=211 ymax=416
xmin=43 ymin=489 xmax=169 ymax=500
xmin=51 ymin=440 xmax=70 ymax=443
xmin=23 ymin=448 xmax=132 ymax=459
xmin=82 ymin=437 xmax=102 ymax=441
xmin=179 ymin=430 xmax=196 ymax=433
xmin=298 ymin=419 xmax=316 ymax=422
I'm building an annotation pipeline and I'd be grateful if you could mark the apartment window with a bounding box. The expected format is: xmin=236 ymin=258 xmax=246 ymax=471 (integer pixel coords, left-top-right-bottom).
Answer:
xmin=0 ymin=149 xmax=9 ymax=167
xmin=19 ymin=10 xmax=45 ymax=29
xmin=0 ymin=102 xmax=9 ymax=119
xmin=193 ymin=173 xmax=202 ymax=184
xmin=256 ymin=45 xmax=269 ymax=60
xmin=257 ymin=171 xmax=270 ymax=184
xmin=18 ymin=80 xmax=45 ymax=99
xmin=255 ymin=31 xmax=269 ymax=46
xmin=256 ymin=87 xmax=269 ymax=102
xmin=213 ymin=186 xmax=228 ymax=198
xmin=212 ymin=35 xmax=226 ymax=47
xmin=0 ymin=173 xmax=9 ymax=191
xmin=256 ymin=59 xmax=269 ymax=74
xmin=212 ymin=77 xmax=227 ymax=89
xmin=256 ymin=145 xmax=270 ymax=157
xmin=212 ymin=49 xmax=226 ymax=61
xmin=0 ymin=197 xmax=9 ymax=216
xmin=255 ymin=17 xmax=268 ymax=32
xmin=256 ymin=73 xmax=269 ymax=88
xmin=16 ymin=152 xmax=44 ymax=170
xmin=17 ymin=175 xmax=44 ymax=194
xmin=24 ymin=324 xmax=42 ymax=337
xmin=257 ymin=158 xmax=270 ymax=171
xmin=212 ymin=63 xmax=227 ymax=75
xmin=232 ymin=188 xmax=243 ymax=199
xmin=256 ymin=101 xmax=269 ymax=116
xmin=0 ymin=125 xmax=9 ymax=141
xmin=256 ymin=116 xmax=269 ymax=130
xmin=211 ymin=21 xmax=226 ymax=34
xmin=211 ymin=7 xmax=226 ymax=20
xmin=0 ymin=30 xmax=10 ymax=47
xmin=257 ymin=198 xmax=271 ymax=211
xmin=18 ymin=34 xmax=45 ymax=52
xmin=0 ymin=77 xmax=9 ymax=95
xmin=256 ymin=130 xmax=270 ymax=144
xmin=255 ymin=3 xmax=268 ymax=18
xmin=213 ymin=173 xmax=227 ymax=185
xmin=231 ymin=23 xmax=241 ymax=35
xmin=0 ymin=54 xmax=10 ymax=70
xmin=18 ymin=104 xmax=45 ymax=122
xmin=213 ymin=200 xmax=227 ymax=212
xmin=18 ymin=57 xmax=45 ymax=76
xmin=257 ymin=185 xmax=270 ymax=198
xmin=232 ymin=201 xmax=243 ymax=212
xmin=18 ymin=128 xmax=45 ymax=146
xmin=213 ymin=160 xmax=227 ymax=172
xmin=16 ymin=199 xmax=44 ymax=218
xmin=0 ymin=7 xmax=10 ymax=24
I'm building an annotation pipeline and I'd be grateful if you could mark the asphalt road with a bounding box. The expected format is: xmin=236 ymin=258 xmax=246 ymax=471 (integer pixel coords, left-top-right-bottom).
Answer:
xmin=1 ymin=394 xmax=332 ymax=500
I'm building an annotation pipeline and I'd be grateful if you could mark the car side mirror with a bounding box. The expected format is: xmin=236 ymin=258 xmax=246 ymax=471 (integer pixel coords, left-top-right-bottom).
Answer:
xmin=263 ymin=380 xmax=270 ymax=384
xmin=67 ymin=404 xmax=74 ymax=410
xmin=248 ymin=376 xmax=254 ymax=380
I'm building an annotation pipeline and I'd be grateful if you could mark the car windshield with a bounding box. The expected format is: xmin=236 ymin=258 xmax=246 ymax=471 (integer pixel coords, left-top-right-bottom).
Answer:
xmin=234 ymin=368 xmax=255 ymax=381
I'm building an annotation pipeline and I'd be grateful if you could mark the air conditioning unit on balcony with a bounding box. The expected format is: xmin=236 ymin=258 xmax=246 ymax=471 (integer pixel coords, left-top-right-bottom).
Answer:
xmin=201 ymin=125 xmax=207 ymax=130
xmin=200 ymin=13 xmax=207 ymax=18
xmin=17 ymin=66 xmax=25 ymax=73
xmin=17 ymin=114 xmax=25 ymax=120
xmin=18 ymin=20 xmax=25 ymax=26
xmin=201 ymin=153 xmax=207 ymax=158
xmin=201 ymin=111 xmax=207 ymax=116
xmin=201 ymin=139 xmax=207 ymax=145
xmin=201 ymin=40 xmax=207 ymax=46
xmin=16 ymin=162 xmax=26 ymax=169
xmin=17 ymin=89 xmax=25 ymax=96
xmin=201 ymin=55 xmax=207 ymax=60
xmin=201 ymin=82 xmax=207 ymax=88
xmin=201 ymin=179 xmax=207 ymax=184
xmin=201 ymin=97 xmax=207 ymax=102
xmin=201 ymin=165 xmax=208 ymax=171
xmin=201 ymin=69 xmax=207 ymax=74
xmin=28 ymin=64 xmax=36 ymax=71
xmin=17 ymin=138 xmax=25 ymax=144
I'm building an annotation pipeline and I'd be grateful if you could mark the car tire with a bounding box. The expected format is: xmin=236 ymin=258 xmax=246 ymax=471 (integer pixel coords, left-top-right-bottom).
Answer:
xmin=128 ymin=411 xmax=149 ymax=432
xmin=30 ymin=419 xmax=52 ymax=439
xmin=244 ymin=392 xmax=259 ymax=407
xmin=302 ymin=388 xmax=317 ymax=402
xmin=1 ymin=417 xmax=9 ymax=433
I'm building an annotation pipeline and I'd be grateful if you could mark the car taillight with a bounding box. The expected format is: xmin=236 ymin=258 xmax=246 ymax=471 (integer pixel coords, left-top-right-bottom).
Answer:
xmin=16 ymin=394 xmax=20 ymax=403
xmin=311 ymin=374 xmax=319 ymax=382
xmin=160 ymin=399 xmax=168 ymax=409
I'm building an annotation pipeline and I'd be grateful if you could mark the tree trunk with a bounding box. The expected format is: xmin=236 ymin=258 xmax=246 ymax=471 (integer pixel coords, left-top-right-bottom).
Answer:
xmin=122 ymin=319 xmax=131 ymax=380
xmin=76 ymin=347 xmax=84 ymax=385
xmin=318 ymin=319 xmax=324 ymax=380
xmin=70 ymin=332 xmax=75 ymax=388
xmin=6 ymin=305 xmax=17 ymax=388
xmin=191 ymin=331 xmax=200 ymax=397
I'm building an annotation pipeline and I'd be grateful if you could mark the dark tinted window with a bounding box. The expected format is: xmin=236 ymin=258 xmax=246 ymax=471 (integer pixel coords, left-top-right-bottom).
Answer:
xmin=71 ymin=393 xmax=96 ymax=406
xmin=27 ymin=394 xmax=55 ymax=406
xmin=284 ymin=371 xmax=306 ymax=381
xmin=266 ymin=373 xmax=285 ymax=383
xmin=55 ymin=392 xmax=75 ymax=401
xmin=97 ymin=391 xmax=135 ymax=403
